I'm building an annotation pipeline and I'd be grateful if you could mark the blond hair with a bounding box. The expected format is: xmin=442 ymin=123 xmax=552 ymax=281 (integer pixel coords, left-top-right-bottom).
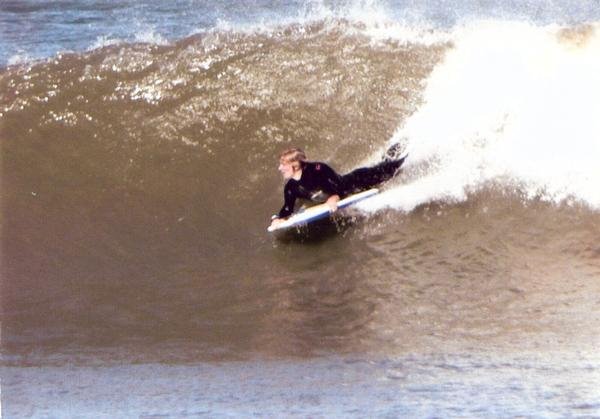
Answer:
xmin=279 ymin=148 xmax=307 ymax=170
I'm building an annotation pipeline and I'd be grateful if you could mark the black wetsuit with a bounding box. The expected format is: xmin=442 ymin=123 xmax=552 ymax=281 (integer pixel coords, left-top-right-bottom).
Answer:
xmin=277 ymin=156 xmax=406 ymax=218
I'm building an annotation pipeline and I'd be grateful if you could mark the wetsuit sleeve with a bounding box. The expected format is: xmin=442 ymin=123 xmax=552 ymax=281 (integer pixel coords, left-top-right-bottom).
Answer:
xmin=277 ymin=181 xmax=296 ymax=218
xmin=313 ymin=162 xmax=344 ymax=196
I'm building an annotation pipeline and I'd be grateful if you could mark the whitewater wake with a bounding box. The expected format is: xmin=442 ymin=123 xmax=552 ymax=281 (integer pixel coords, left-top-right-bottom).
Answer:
xmin=360 ymin=21 xmax=600 ymax=213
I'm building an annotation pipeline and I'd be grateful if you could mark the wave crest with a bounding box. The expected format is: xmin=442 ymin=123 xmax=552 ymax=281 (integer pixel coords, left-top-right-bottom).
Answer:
xmin=362 ymin=21 xmax=600 ymax=212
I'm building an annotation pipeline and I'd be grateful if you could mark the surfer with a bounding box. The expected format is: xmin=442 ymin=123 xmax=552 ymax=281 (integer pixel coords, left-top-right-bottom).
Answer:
xmin=270 ymin=146 xmax=406 ymax=229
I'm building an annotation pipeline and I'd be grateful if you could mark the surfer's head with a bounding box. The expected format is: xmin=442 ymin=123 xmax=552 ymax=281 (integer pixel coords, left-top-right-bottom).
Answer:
xmin=278 ymin=148 xmax=306 ymax=179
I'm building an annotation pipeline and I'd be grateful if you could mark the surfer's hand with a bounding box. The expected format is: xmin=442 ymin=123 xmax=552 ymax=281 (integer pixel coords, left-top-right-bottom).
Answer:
xmin=326 ymin=195 xmax=340 ymax=213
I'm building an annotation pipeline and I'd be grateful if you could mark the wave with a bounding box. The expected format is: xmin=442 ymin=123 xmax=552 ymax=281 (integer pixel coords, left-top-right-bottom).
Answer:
xmin=0 ymin=19 xmax=443 ymax=350
xmin=3 ymin=0 xmax=600 ymax=67
xmin=2 ymin=18 xmax=600 ymax=361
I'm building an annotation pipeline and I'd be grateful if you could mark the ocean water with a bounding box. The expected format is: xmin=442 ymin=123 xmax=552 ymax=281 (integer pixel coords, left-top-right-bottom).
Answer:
xmin=2 ymin=0 xmax=600 ymax=417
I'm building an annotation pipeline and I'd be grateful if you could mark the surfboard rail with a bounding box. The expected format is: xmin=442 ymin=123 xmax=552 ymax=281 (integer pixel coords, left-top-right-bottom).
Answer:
xmin=267 ymin=188 xmax=379 ymax=232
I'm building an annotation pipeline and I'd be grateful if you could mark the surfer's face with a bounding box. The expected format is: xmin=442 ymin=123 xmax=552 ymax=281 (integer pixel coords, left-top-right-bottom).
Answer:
xmin=278 ymin=160 xmax=297 ymax=179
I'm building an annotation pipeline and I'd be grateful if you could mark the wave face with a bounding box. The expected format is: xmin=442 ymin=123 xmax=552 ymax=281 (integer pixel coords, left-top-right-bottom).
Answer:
xmin=2 ymin=15 xmax=600 ymax=364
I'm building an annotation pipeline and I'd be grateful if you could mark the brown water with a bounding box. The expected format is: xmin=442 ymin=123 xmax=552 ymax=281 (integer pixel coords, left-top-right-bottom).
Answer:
xmin=2 ymin=18 xmax=600 ymax=417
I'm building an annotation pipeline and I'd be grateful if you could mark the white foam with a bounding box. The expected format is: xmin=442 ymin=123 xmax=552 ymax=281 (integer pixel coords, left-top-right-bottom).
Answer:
xmin=301 ymin=0 xmax=451 ymax=45
xmin=188 ymin=0 xmax=448 ymax=47
xmin=134 ymin=28 xmax=168 ymax=46
xmin=303 ymin=0 xmax=389 ymax=24
xmin=362 ymin=20 xmax=600 ymax=212
xmin=7 ymin=52 xmax=33 ymax=66
xmin=89 ymin=35 xmax=124 ymax=51
xmin=88 ymin=28 xmax=167 ymax=53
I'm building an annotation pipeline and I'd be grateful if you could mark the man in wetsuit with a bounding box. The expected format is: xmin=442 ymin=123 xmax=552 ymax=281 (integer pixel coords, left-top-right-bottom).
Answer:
xmin=269 ymin=147 xmax=406 ymax=229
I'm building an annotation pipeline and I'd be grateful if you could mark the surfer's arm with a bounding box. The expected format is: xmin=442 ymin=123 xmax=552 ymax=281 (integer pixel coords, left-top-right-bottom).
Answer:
xmin=276 ymin=182 xmax=297 ymax=219
xmin=314 ymin=162 xmax=344 ymax=197
xmin=306 ymin=162 xmax=343 ymax=212
xmin=326 ymin=194 xmax=340 ymax=212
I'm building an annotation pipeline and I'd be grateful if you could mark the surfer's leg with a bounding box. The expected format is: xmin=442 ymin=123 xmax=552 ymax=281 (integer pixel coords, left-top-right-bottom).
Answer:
xmin=341 ymin=156 xmax=406 ymax=194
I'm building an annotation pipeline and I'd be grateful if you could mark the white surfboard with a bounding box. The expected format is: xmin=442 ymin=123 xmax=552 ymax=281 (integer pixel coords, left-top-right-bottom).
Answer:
xmin=267 ymin=188 xmax=379 ymax=232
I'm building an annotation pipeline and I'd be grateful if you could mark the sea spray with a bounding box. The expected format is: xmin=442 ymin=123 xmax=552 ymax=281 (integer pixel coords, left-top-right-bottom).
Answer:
xmin=360 ymin=21 xmax=600 ymax=213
